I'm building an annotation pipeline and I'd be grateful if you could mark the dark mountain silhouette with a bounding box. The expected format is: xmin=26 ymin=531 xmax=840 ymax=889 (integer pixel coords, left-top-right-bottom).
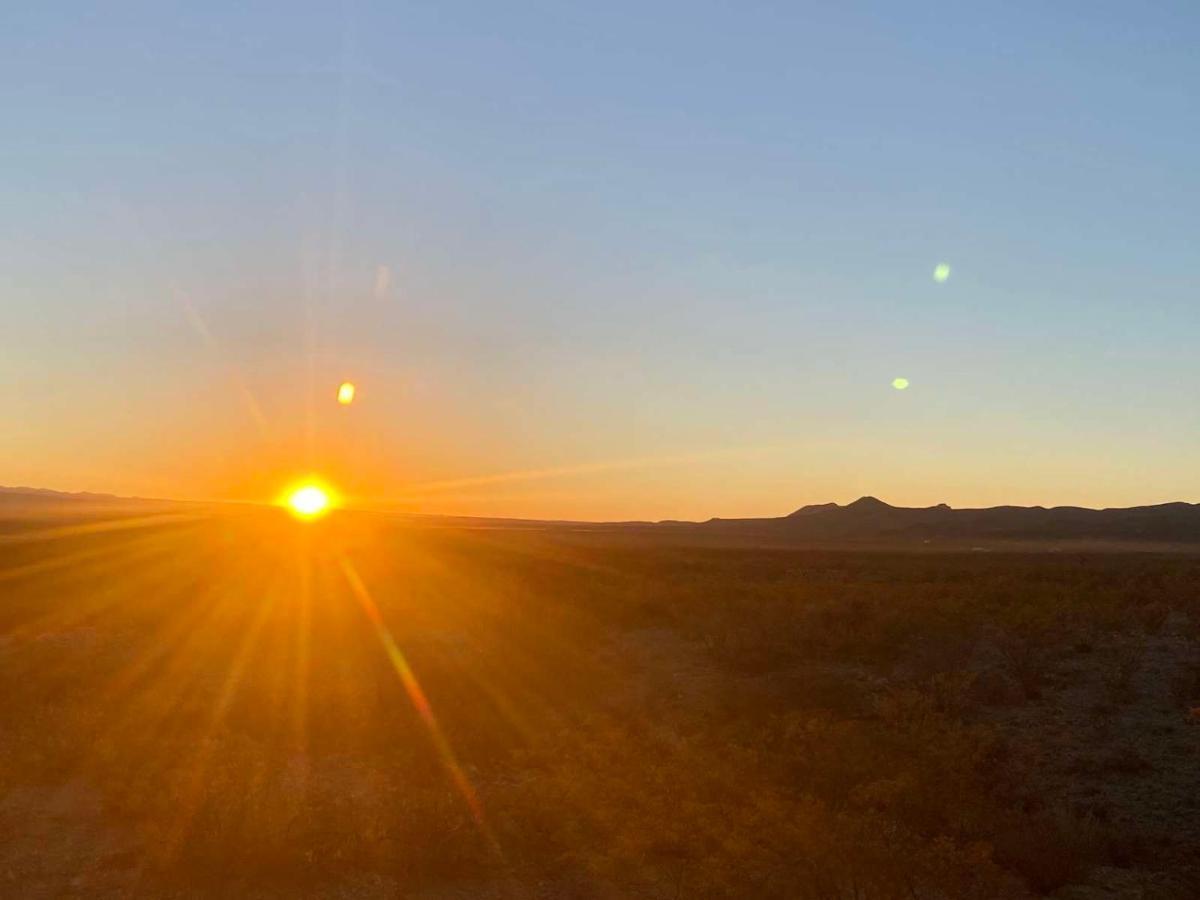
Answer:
xmin=687 ymin=497 xmax=1200 ymax=543
xmin=787 ymin=502 xmax=840 ymax=517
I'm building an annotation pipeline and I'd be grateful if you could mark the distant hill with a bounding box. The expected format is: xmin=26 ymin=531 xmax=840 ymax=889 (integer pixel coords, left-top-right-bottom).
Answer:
xmin=0 ymin=486 xmax=124 ymax=502
xmin=679 ymin=496 xmax=1200 ymax=543
xmin=0 ymin=486 xmax=166 ymax=514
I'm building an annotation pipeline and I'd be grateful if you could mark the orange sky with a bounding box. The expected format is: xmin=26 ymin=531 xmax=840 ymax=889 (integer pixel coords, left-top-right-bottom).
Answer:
xmin=5 ymin=356 xmax=1196 ymax=521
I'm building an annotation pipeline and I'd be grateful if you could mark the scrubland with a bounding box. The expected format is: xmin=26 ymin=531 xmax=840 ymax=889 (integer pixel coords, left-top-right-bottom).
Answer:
xmin=2 ymin=509 xmax=1199 ymax=897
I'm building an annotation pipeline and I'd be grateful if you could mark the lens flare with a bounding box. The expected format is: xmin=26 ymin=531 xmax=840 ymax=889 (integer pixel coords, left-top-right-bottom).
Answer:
xmin=337 ymin=382 xmax=356 ymax=405
xmin=892 ymin=377 xmax=910 ymax=390
xmin=286 ymin=485 xmax=332 ymax=519
xmin=933 ymin=263 xmax=951 ymax=283
xmin=338 ymin=555 xmax=496 ymax=849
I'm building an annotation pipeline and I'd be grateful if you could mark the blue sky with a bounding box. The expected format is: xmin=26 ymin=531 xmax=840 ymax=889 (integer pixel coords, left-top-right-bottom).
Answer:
xmin=3 ymin=3 xmax=1199 ymax=517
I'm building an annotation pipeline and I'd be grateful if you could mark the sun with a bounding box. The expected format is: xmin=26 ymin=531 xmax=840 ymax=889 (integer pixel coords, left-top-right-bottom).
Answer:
xmin=285 ymin=483 xmax=333 ymax=519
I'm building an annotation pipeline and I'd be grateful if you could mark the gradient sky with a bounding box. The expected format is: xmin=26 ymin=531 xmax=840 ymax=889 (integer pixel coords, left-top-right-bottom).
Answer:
xmin=3 ymin=3 xmax=1199 ymax=520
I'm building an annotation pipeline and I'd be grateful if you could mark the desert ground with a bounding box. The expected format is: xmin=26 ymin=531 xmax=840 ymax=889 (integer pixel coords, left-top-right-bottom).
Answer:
xmin=2 ymin=505 xmax=1199 ymax=898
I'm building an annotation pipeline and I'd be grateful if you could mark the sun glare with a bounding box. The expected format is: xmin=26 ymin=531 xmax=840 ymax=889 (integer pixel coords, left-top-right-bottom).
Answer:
xmin=337 ymin=382 xmax=356 ymax=405
xmin=286 ymin=484 xmax=332 ymax=519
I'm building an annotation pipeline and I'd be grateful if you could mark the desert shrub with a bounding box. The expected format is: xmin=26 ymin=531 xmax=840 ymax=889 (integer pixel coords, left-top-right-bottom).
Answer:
xmin=995 ymin=634 xmax=1048 ymax=701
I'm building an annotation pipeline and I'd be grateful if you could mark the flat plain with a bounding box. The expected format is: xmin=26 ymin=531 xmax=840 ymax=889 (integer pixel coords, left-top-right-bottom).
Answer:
xmin=2 ymin=506 xmax=1199 ymax=898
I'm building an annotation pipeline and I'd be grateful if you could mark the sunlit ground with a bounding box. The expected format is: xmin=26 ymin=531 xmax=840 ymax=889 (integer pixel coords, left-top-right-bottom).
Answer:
xmin=0 ymin=503 xmax=610 ymax=893
xmin=2 ymin=502 xmax=1199 ymax=896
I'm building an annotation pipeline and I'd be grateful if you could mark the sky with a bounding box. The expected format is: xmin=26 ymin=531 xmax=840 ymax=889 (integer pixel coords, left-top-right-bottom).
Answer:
xmin=3 ymin=2 xmax=1199 ymax=520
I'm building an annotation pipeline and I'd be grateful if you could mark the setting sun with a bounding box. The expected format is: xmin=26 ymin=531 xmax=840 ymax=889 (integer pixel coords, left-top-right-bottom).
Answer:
xmin=286 ymin=484 xmax=332 ymax=519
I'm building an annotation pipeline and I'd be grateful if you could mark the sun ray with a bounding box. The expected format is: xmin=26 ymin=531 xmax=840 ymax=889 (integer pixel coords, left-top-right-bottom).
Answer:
xmin=337 ymin=554 xmax=497 ymax=848
xmin=290 ymin=538 xmax=314 ymax=760
xmin=0 ymin=528 xmax=190 ymax=649
xmin=0 ymin=510 xmax=202 ymax=547
xmin=155 ymin=563 xmax=286 ymax=865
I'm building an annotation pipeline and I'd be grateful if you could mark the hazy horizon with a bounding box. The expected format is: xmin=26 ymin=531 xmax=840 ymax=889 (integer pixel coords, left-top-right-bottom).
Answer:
xmin=6 ymin=3 xmax=1200 ymax=520
xmin=9 ymin=479 xmax=1200 ymax=527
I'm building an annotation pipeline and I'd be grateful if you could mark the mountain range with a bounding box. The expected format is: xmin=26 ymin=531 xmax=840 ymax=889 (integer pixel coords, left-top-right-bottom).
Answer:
xmin=674 ymin=495 xmax=1200 ymax=543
